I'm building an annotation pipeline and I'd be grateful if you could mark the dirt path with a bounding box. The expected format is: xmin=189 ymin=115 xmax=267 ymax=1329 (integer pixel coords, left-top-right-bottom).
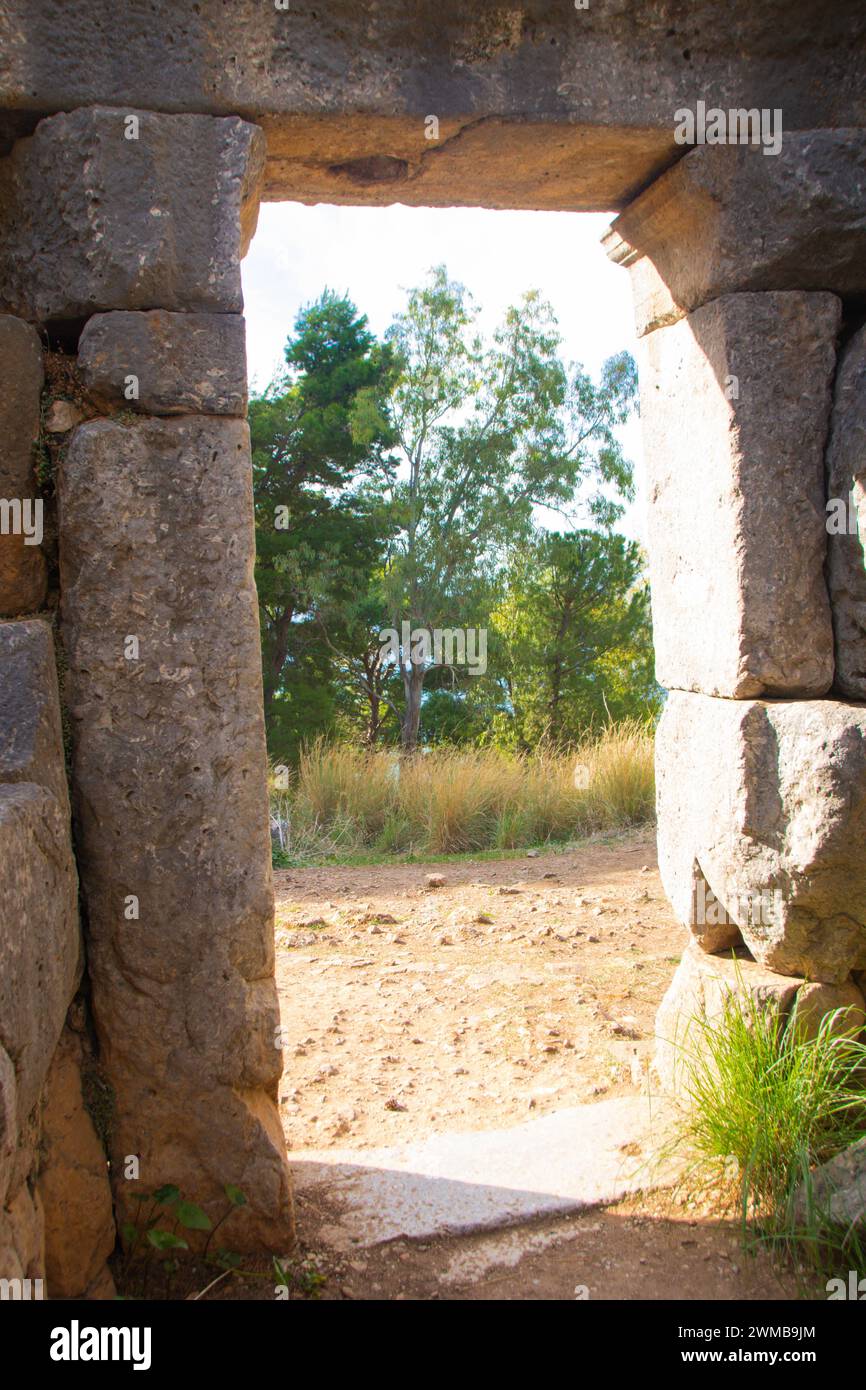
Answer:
xmin=274 ymin=831 xmax=681 ymax=1147
xmin=271 ymin=832 xmax=790 ymax=1301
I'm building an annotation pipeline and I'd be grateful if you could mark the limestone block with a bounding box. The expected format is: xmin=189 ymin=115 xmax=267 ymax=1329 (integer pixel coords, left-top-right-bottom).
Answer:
xmin=0 ymin=619 xmax=70 ymax=812
xmin=792 ymin=980 xmax=866 ymax=1042
xmin=657 ymin=691 xmax=866 ymax=983
xmin=37 ymin=1026 xmax=116 ymax=1299
xmin=0 ymin=785 xmax=81 ymax=1126
xmin=640 ymin=291 xmax=839 ymax=697
xmin=654 ymin=942 xmax=864 ymax=1094
xmin=827 ymin=324 xmax=866 ymax=698
xmin=58 ymin=416 xmax=293 ymax=1249
xmin=795 ymin=1136 xmax=866 ymax=1232
xmin=0 ymin=109 xmax=265 ymax=321
xmin=605 ymin=132 xmax=866 ymax=336
xmin=0 ymin=315 xmax=46 ymax=616
xmin=1 ymin=1184 xmax=44 ymax=1281
xmin=78 ymin=311 xmax=248 ymax=417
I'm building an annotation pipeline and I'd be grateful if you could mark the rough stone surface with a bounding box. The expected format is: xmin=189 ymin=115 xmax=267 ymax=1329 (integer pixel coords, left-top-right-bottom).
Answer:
xmin=0 ymin=617 xmax=83 ymax=1285
xmin=0 ymin=1182 xmax=44 ymax=1282
xmin=792 ymin=981 xmax=866 ymax=1042
xmin=78 ymin=311 xmax=248 ymax=417
xmin=683 ymin=864 xmax=743 ymax=956
xmin=58 ymin=416 xmax=293 ymax=1248
xmin=0 ymin=315 xmax=46 ymax=617
xmin=0 ymin=618 xmax=79 ymax=1159
xmin=0 ymin=619 xmax=71 ymax=811
xmin=795 ymin=1136 xmax=866 ymax=1232
xmin=827 ymin=324 xmax=866 ymax=699
xmin=640 ymin=292 xmax=839 ymax=698
xmin=37 ymin=1025 xmax=116 ymax=1299
xmin=0 ymin=1 xmax=863 ymax=202
xmin=606 ymin=132 xmax=866 ymax=335
xmin=657 ymin=692 xmax=866 ymax=984
xmin=44 ymin=400 xmax=84 ymax=434
xmin=291 ymin=1095 xmax=676 ymax=1249
xmin=0 ymin=784 xmax=80 ymax=1129
xmin=0 ymin=109 xmax=265 ymax=321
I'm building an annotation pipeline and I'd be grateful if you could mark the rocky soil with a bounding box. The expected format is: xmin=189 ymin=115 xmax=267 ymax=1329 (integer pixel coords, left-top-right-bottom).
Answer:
xmin=273 ymin=830 xmax=681 ymax=1150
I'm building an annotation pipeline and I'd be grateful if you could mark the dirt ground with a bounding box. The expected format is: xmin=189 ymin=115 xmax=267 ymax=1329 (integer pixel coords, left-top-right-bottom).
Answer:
xmin=274 ymin=830 xmax=682 ymax=1148
xmin=268 ymin=831 xmax=792 ymax=1301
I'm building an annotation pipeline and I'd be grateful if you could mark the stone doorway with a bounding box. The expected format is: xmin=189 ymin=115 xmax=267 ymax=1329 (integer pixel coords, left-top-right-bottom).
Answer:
xmin=0 ymin=0 xmax=864 ymax=1296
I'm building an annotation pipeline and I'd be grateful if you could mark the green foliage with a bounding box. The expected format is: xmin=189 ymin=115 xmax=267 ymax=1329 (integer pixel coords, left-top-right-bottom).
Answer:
xmin=675 ymin=981 xmax=866 ymax=1283
xmin=251 ymin=290 xmax=397 ymax=762
xmin=491 ymin=529 xmax=661 ymax=747
xmin=253 ymin=268 xmax=648 ymax=755
xmin=118 ymin=1183 xmax=246 ymax=1298
xmin=379 ymin=266 xmax=640 ymax=748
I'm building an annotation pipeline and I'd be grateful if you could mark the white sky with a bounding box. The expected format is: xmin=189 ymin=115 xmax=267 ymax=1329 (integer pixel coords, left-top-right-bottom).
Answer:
xmin=241 ymin=203 xmax=646 ymax=543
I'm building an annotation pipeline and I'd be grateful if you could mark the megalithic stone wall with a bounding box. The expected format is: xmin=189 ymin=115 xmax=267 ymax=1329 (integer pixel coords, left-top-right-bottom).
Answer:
xmin=0 ymin=106 xmax=294 ymax=1253
xmin=59 ymin=416 xmax=293 ymax=1244
xmin=606 ymin=134 xmax=866 ymax=1089
xmin=638 ymin=290 xmax=840 ymax=697
xmin=0 ymin=619 xmax=115 ymax=1293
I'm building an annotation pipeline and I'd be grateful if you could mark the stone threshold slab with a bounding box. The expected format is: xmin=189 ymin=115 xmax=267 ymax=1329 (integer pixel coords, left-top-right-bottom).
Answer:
xmin=290 ymin=1094 xmax=677 ymax=1249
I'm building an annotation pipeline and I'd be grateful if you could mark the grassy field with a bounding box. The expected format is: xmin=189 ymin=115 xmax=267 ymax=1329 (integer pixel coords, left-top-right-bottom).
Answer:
xmin=270 ymin=721 xmax=655 ymax=866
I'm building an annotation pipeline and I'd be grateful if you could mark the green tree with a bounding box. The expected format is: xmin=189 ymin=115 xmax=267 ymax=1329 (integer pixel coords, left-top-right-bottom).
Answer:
xmin=250 ymin=291 xmax=396 ymax=759
xmin=491 ymin=530 xmax=660 ymax=747
xmin=314 ymin=576 xmax=403 ymax=748
xmin=380 ymin=265 xmax=638 ymax=750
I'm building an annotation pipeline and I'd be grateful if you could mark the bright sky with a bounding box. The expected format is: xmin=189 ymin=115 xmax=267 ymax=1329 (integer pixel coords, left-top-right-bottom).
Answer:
xmin=242 ymin=203 xmax=646 ymax=543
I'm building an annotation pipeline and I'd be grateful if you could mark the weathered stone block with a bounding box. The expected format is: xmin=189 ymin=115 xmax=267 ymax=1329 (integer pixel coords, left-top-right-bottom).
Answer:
xmin=0 ymin=109 xmax=265 ymax=321
xmin=827 ymin=324 xmax=866 ymax=699
xmin=0 ymin=619 xmax=70 ymax=812
xmin=0 ymin=1183 xmax=44 ymax=1281
xmin=78 ymin=311 xmax=248 ymax=416
xmin=605 ymin=132 xmax=866 ymax=336
xmin=0 ymin=616 xmax=79 ymax=1169
xmin=793 ymin=980 xmax=866 ymax=1042
xmin=0 ymin=315 xmax=46 ymax=616
xmin=0 ymin=784 xmax=81 ymax=1127
xmin=795 ymin=1136 xmax=866 ymax=1233
xmin=640 ymin=292 xmax=839 ymax=697
xmin=654 ymin=942 xmax=864 ymax=1094
xmin=657 ymin=691 xmax=866 ymax=983
xmin=58 ymin=416 xmax=293 ymax=1248
xmin=37 ymin=1025 xmax=116 ymax=1299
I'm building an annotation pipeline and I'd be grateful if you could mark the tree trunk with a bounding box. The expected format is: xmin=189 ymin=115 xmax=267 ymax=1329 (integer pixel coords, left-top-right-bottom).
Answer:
xmin=365 ymin=693 xmax=381 ymax=747
xmin=400 ymin=661 xmax=426 ymax=752
xmin=263 ymin=609 xmax=293 ymax=718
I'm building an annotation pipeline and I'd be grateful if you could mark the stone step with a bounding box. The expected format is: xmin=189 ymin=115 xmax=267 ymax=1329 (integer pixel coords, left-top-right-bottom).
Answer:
xmin=290 ymin=1095 xmax=677 ymax=1250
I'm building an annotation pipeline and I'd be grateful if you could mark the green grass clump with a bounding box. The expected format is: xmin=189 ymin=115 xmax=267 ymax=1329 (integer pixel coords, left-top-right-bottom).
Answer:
xmin=676 ymin=984 xmax=866 ymax=1285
